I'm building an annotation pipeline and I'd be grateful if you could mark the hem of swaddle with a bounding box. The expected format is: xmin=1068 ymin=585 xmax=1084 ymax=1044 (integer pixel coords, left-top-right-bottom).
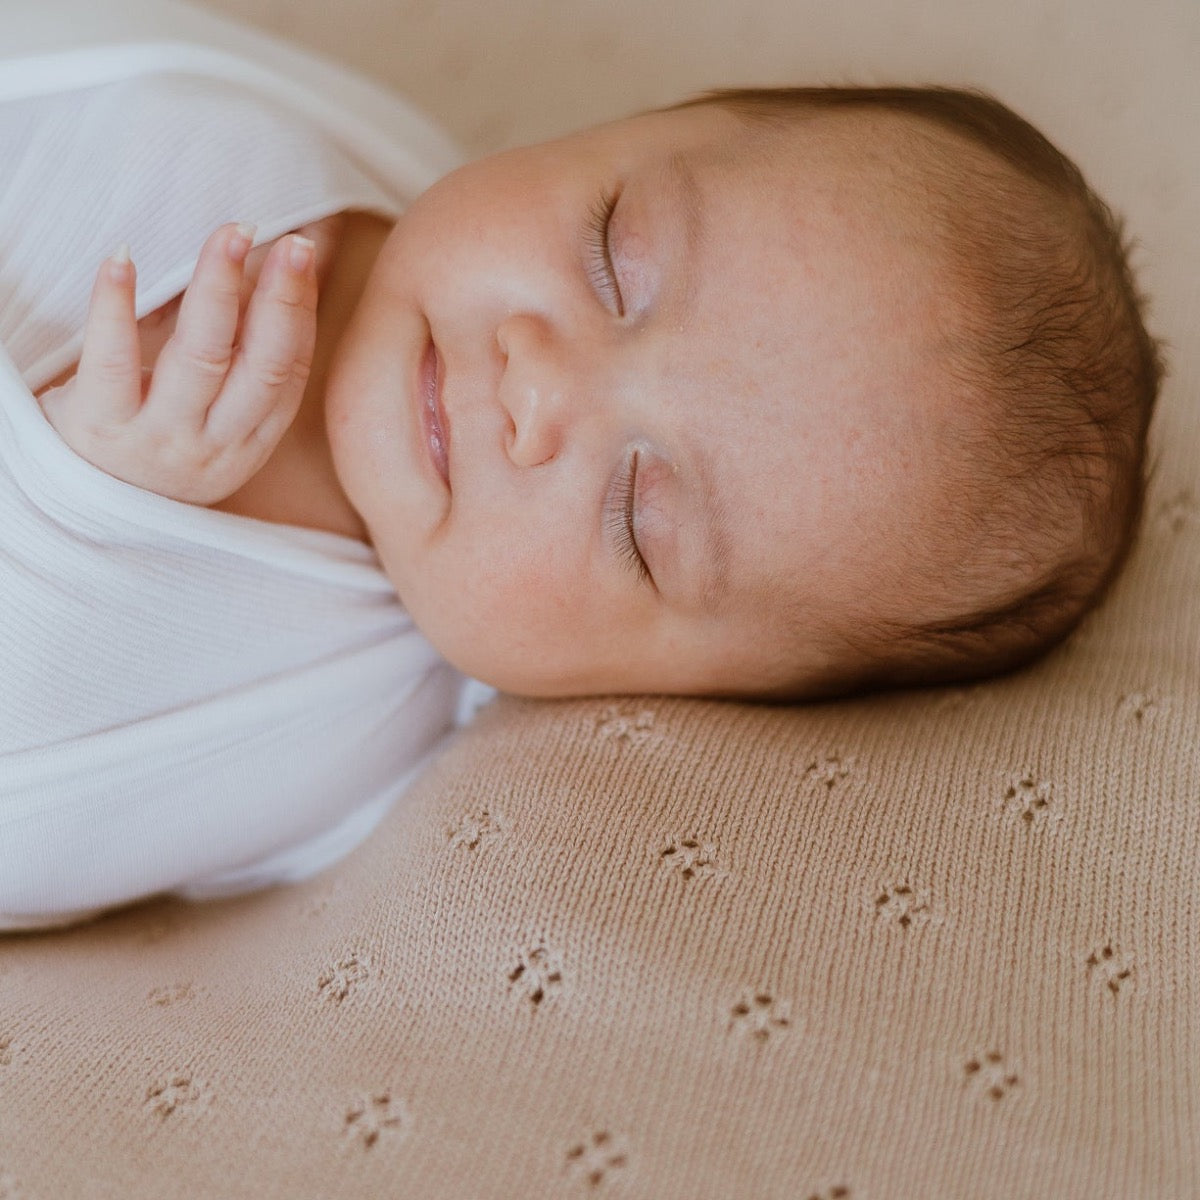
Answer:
xmin=0 ymin=906 xmax=109 ymax=933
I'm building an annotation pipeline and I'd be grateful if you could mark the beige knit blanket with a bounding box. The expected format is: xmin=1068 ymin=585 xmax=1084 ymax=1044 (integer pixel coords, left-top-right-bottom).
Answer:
xmin=1 ymin=0 xmax=1196 ymax=1196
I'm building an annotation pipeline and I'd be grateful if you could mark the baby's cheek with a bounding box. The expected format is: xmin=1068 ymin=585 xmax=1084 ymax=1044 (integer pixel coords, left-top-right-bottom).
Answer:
xmin=467 ymin=539 xmax=581 ymax=648
xmin=487 ymin=543 xmax=572 ymax=617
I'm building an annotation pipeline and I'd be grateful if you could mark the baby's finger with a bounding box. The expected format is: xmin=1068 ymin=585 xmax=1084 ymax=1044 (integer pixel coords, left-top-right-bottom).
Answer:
xmin=72 ymin=246 xmax=143 ymax=424
xmin=205 ymin=234 xmax=317 ymax=445
xmin=146 ymin=222 xmax=256 ymax=430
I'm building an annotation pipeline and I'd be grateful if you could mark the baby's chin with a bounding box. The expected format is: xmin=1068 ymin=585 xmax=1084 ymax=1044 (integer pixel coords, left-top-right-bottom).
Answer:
xmin=413 ymin=632 xmax=651 ymax=699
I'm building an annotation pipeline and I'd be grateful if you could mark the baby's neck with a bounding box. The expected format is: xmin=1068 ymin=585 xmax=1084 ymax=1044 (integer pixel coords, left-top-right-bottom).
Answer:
xmin=211 ymin=211 xmax=394 ymax=542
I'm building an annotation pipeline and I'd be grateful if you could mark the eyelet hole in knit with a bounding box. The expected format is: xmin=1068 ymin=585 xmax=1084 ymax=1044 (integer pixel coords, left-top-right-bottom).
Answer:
xmin=804 ymin=754 xmax=854 ymax=790
xmin=341 ymin=1090 xmax=408 ymax=1150
xmin=1155 ymin=486 xmax=1198 ymax=532
xmin=508 ymin=942 xmax=563 ymax=1008
xmin=963 ymin=1051 xmax=1019 ymax=1100
xmin=999 ymin=772 xmax=1057 ymax=826
xmin=1118 ymin=691 xmax=1163 ymax=722
xmin=146 ymin=982 xmax=193 ymax=1007
xmin=447 ymin=806 xmax=504 ymax=850
xmin=729 ymin=992 xmax=791 ymax=1042
xmin=1087 ymin=944 xmax=1135 ymax=995
xmin=318 ymin=953 xmax=371 ymax=1004
xmin=143 ymin=1073 xmax=206 ymax=1119
xmin=565 ymin=1130 xmax=629 ymax=1187
xmin=660 ymin=837 xmax=719 ymax=881
xmin=873 ymin=884 xmax=934 ymax=929
xmin=593 ymin=702 xmax=659 ymax=748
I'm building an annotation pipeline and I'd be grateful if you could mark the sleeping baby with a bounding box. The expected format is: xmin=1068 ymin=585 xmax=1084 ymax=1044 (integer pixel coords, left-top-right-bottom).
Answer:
xmin=4 ymin=78 xmax=1162 ymax=926
xmin=38 ymin=85 xmax=1164 ymax=701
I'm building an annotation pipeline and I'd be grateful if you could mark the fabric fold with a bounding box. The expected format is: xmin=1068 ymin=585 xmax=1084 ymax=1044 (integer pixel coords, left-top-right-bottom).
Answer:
xmin=0 ymin=20 xmax=466 ymax=928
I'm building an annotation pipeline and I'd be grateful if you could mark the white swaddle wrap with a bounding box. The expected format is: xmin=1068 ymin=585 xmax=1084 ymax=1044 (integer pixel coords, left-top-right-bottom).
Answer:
xmin=0 ymin=26 xmax=467 ymax=929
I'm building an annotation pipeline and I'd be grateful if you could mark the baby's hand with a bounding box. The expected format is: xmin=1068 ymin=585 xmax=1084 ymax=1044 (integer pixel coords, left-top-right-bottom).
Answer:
xmin=37 ymin=223 xmax=318 ymax=505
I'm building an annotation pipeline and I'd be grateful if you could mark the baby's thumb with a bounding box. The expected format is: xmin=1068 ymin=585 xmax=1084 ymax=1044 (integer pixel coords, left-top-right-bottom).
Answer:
xmin=73 ymin=245 xmax=145 ymax=423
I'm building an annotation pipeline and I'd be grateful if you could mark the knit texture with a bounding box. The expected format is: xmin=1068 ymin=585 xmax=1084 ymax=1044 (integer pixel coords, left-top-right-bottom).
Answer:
xmin=1 ymin=0 xmax=1197 ymax=1196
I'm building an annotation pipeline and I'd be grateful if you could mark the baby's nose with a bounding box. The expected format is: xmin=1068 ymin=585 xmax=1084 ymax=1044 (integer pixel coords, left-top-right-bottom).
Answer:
xmin=496 ymin=313 xmax=569 ymax=468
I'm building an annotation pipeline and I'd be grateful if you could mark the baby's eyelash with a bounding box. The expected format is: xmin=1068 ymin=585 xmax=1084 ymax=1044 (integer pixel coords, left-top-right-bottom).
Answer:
xmin=605 ymin=450 xmax=651 ymax=585
xmin=584 ymin=187 xmax=624 ymax=316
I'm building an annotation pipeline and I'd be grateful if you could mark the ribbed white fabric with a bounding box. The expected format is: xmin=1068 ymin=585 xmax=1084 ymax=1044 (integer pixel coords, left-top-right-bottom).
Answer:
xmin=0 ymin=60 xmax=465 ymax=929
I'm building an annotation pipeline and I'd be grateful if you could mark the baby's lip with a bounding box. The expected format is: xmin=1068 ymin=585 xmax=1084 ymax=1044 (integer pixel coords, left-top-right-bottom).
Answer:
xmin=418 ymin=334 xmax=451 ymax=491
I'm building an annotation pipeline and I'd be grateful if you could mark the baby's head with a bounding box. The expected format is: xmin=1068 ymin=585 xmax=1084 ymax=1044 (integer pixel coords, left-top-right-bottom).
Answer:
xmin=324 ymin=84 xmax=1163 ymax=701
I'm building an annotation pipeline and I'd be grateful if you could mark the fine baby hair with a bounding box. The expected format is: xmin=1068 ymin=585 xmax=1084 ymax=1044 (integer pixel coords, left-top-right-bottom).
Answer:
xmin=668 ymin=85 xmax=1164 ymax=701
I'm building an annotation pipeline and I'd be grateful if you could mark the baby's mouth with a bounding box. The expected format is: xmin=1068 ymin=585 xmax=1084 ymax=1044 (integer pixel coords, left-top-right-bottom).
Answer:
xmin=420 ymin=336 xmax=451 ymax=491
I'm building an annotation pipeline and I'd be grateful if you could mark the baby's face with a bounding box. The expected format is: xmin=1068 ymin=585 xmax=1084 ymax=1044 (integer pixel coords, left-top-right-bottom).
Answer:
xmin=325 ymin=103 xmax=966 ymax=696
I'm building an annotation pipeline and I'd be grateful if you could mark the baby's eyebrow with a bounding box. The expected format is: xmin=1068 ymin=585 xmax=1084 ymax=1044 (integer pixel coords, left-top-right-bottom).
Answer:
xmin=662 ymin=151 xmax=706 ymax=309
xmin=657 ymin=152 xmax=725 ymax=610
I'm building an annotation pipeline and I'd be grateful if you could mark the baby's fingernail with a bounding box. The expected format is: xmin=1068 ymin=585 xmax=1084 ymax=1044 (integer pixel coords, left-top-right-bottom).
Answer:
xmin=288 ymin=235 xmax=315 ymax=273
xmin=228 ymin=222 xmax=257 ymax=264
xmin=107 ymin=243 xmax=132 ymax=283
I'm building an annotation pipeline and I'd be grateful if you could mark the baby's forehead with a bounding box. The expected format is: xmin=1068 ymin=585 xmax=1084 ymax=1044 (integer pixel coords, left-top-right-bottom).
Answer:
xmin=674 ymin=120 xmax=962 ymax=326
xmin=688 ymin=101 xmax=995 ymax=241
